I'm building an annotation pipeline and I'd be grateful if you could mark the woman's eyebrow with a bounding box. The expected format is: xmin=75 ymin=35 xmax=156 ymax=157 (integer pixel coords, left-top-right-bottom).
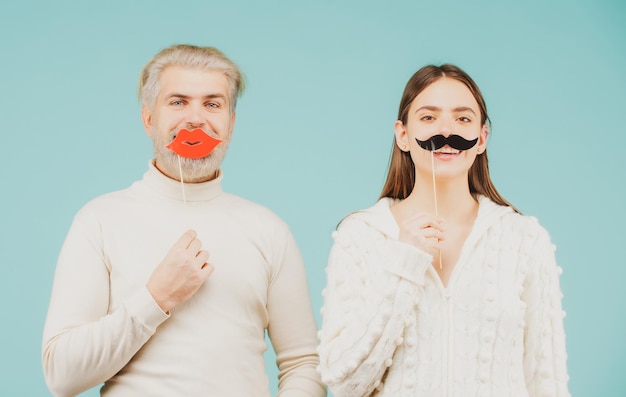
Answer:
xmin=453 ymin=106 xmax=477 ymax=115
xmin=414 ymin=105 xmax=477 ymax=115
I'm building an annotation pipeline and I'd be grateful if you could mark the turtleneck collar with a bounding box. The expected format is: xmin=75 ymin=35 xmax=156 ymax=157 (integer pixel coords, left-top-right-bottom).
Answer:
xmin=140 ymin=160 xmax=224 ymax=203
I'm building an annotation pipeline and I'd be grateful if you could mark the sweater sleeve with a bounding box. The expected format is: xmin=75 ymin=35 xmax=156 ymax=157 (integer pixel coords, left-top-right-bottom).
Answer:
xmin=42 ymin=209 xmax=169 ymax=397
xmin=318 ymin=217 xmax=432 ymax=397
xmin=266 ymin=226 xmax=326 ymax=397
xmin=521 ymin=221 xmax=570 ymax=397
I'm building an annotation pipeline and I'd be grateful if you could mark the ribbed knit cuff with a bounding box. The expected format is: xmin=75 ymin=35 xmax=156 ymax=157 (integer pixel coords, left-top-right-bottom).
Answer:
xmin=124 ymin=286 xmax=170 ymax=333
xmin=377 ymin=239 xmax=431 ymax=285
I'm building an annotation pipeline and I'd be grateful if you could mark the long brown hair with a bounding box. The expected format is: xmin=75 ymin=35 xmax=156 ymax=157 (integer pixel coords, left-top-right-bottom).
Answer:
xmin=379 ymin=64 xmax=518 ymax=212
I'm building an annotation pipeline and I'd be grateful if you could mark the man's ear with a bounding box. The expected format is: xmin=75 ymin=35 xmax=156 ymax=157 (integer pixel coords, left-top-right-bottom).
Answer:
xmin=229 ymin=111 xmax=236 ymax=135
xmin=394 ymin=120 xmax=409 ymax=152
xmin=141 ymin=106 xmax=153 ymax=137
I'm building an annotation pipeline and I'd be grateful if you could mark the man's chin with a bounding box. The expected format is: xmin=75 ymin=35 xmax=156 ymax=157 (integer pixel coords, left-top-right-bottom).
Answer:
xmin=166 ymin=155 xmax=221 ymax=182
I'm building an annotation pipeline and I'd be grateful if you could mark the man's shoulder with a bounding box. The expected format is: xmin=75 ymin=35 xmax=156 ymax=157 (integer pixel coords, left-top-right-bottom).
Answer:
xmin=75 ymin=185 xmax=137 ymax=217
xmin=218 ymin=192 xmax=289 ymax=227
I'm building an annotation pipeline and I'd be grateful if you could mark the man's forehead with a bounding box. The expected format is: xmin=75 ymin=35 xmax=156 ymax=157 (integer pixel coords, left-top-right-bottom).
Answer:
xmin=160 ymin=66 xmax=227 ymax=81
xmin=158 ymin=67 xmax=230 ymax=97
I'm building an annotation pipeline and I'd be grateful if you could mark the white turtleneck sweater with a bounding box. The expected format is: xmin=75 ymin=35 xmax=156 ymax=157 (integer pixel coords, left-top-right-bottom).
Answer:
xmin=42 ymin=162 xmax=325 ymax=397
xmin=318 ymin=196 xmax=569 ymax=397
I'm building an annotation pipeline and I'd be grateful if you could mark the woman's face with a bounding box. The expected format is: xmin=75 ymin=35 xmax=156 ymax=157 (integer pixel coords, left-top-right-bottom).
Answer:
xmin=394 ymin=77 xmax=488 ymax=181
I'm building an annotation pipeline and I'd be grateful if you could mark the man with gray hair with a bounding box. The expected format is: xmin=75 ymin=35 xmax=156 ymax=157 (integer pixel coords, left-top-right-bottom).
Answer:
xmin=42 ymin=44 xmax=325 ymax=397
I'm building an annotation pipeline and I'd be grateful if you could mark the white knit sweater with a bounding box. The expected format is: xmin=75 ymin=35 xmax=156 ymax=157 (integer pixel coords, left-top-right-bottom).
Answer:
xmin=318 ymin=196 xmax=569 ymax=397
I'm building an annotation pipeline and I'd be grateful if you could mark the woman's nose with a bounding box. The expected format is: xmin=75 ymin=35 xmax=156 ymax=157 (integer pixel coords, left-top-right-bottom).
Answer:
xmin=439 ymin=117 xmax=453 ymax=136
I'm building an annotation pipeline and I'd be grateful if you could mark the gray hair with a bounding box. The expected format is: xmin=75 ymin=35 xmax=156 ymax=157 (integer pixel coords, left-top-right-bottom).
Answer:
xmin=139 ymin=44 xmax=245 ymax=112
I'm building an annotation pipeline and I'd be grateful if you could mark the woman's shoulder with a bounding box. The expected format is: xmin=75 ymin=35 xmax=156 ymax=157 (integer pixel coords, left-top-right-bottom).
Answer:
xmin=336 ymin=197 xmax=399 ymax=238
xmin=479 ymin=196 xmax=553 ymax=244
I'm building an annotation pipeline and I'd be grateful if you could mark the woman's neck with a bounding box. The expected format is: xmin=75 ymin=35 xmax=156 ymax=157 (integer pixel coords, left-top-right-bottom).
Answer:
xmin=405 ymin=174 xmax=478 ymax=222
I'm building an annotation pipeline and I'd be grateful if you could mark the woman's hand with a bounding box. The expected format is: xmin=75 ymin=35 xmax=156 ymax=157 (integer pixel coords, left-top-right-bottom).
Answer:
xmin=396 ymin=212 xmax=445 ymax=256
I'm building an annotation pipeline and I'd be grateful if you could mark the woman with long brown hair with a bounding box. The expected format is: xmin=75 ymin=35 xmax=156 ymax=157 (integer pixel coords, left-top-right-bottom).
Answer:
xmin=318 ymin=64 xmax=570 ymax=396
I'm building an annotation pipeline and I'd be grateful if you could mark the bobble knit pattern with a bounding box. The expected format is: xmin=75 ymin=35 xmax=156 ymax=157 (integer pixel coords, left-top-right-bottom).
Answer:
xmin=318 ymin=196 xmax=570 ymax=397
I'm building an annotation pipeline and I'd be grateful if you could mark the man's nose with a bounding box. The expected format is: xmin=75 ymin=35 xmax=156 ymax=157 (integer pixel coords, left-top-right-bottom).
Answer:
xmin=186 ymin=121 xmax=204 ymax=130
xmin=185 ymin=103 xmax=205 ymax=129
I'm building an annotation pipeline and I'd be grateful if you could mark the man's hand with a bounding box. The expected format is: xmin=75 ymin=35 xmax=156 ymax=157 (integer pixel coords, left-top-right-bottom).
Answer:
xmin=146 ymin=230 xmax=214 ymax=313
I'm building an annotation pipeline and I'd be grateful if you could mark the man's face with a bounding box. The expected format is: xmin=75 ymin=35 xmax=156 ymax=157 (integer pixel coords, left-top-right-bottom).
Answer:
xmin=142 ymin=66 xmax=236 ymax=183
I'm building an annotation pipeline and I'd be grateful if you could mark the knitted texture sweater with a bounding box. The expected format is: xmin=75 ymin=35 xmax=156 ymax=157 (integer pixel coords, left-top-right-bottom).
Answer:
xmin=42 ymin=163 xmax=325 ymax=397
xmin=318 ymin=196 xmax=569 ymax=397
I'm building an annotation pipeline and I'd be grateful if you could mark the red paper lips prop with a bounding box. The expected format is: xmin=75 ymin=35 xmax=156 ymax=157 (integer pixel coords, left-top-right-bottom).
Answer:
xmin=166 ymin=128 xmax=222 ymax=159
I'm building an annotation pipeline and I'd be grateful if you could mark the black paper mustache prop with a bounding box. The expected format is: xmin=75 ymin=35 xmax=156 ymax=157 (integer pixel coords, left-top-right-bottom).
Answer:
xmin=416 ymin=134 xmax=478 ymax=151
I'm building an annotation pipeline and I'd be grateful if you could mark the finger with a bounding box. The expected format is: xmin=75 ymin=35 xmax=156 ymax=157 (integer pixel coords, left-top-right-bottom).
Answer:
xmin=195 ymin=249 xmax=210 ymax=264
xmin=408 ymin=214 xmax=444 ymax=230
xmin=187 ymin=238 xmax=203 ymax=254
xmin=419 ymin=221 xmax=445 ymax=234
xmin=200 ymin=262 xmax=215 ymax=278
xmin=175 ymin=229 xmax=197 ymax=249
xmin=421 ymin=228 xmax=445 ymax=241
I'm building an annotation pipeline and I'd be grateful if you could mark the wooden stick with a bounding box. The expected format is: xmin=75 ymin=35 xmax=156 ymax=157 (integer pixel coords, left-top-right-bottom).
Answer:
xmin=176 ymin=155 xmax=190 ymax=229
xmin=430 ymin=151 xmax=443 ymax=270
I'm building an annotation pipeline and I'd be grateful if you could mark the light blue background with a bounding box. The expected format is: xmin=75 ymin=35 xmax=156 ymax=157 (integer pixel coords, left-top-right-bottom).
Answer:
xmin=1 ymin=0 xmax=624 ymax=395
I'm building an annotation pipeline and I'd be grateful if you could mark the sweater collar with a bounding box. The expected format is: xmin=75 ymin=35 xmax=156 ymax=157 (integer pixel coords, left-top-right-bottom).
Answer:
xmin=141 ymin=160 xmax=224 ymax=202
xmin=353 ymin=195 xmax=513 ymax=240
xmin=474 ymin=195 xmax=514 ymax=231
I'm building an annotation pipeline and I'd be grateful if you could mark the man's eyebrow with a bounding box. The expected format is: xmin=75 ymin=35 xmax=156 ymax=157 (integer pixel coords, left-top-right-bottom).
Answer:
xmin=202 ymin=93 xmax=227 ymax=100
xmin=166 ymin=93 xmax=190 ymax=100
xmin=165 ymin=93 xmax=227 ymax=100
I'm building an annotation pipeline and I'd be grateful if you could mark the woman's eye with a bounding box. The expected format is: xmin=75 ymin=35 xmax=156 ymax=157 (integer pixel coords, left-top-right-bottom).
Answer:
xmin=458 ymin=116 xmax=471 ymax=122
xmin=421 ymin=115 xmax=434 ymax=121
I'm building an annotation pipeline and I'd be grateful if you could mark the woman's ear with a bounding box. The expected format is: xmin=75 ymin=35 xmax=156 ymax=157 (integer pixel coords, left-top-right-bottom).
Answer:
xmin=477 ymin=123 xmax=489 ymax=153
xmin=394 ymin=120 xmax=409 ymax=152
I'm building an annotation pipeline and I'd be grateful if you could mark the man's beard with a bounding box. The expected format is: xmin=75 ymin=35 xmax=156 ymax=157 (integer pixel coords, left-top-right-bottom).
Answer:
xmin=152 ymin=127 xmax=230 ymax=182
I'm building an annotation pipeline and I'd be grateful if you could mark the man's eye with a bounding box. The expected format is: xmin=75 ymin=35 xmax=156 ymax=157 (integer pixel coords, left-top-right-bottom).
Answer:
xmin=206 ymin=102 xmax=219 ymax=108
xmin=171 ymin=100 xmax=184 ymax=106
